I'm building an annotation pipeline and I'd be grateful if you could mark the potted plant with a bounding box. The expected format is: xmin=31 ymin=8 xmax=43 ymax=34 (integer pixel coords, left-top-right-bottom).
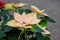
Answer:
xmin=0 ymin=1 xmax=55 ymax=40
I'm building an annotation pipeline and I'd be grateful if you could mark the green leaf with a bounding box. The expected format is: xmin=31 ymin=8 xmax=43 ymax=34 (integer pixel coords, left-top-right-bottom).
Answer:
xmin=44 ymin=16 xmax=56 ymax=23
xmin=44 ymin=34 xmax=50 ymax=40
xmin=19 ymin=9 xmax=32 ymax=14
xmin=44 ymin=36 xmax=50 ymax=40
xmin=31 ymin=24 xmax=44 ymax=32
xmin=3 ymin=15 xmax=8 ymax=23
xmin=36 ymin=32 xmax=50 ymax=40
xmin=39 ymin=19 xmax=47 ymax=27
xmin=2 ymin=19 xmax=12 ymax=25
xmin=1 ymin=25 xmax=13 ymax=32
xmin=36 ymin=32 xmax=45 ymax=40
xmin=1 ymin=19 xmax=13 ymax=32
xmin=0 ymin=10 xmax=7 ymax=17
xmin=19 ymin=8 xmax=24 ymax=15
xmin=0 ymin=30 xmax=6 ymax=39
xmin=8 ymin=36 xmax=18 ymax=40
xmin=8 ymin=14 xmax=14 ymax=19
xmin=24 ymin=9 xmax=32 ymax=14
xmin=3 ymin=26 xmax=13 ymax=32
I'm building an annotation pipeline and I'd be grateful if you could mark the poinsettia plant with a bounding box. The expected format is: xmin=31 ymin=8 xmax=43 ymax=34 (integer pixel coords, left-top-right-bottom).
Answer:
xmin=0 ymin=1 xmax=55 ymax=40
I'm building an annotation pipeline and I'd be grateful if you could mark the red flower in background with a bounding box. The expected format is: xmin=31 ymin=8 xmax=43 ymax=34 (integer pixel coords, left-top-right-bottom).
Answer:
xmin=0 ymin=1 xmax=6 ymax=9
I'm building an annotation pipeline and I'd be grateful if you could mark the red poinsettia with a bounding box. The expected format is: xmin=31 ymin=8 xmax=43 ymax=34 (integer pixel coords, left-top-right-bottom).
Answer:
xmin=0 ymin=1 xmax=6 ymax=9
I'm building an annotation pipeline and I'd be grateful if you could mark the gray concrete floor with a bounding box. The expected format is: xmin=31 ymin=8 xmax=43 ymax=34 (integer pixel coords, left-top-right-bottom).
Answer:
xmin=0 ymin=0 xmax=60 ymax=40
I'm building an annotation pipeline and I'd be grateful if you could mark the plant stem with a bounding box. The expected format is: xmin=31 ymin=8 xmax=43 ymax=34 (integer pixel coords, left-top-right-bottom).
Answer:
xmin=24 ymin=29 xmax=29 ymax=40
xmin=18 ymin=30 xmax=24 ymax=40
xmin=18 ymin=33 xmax=21 ymax=40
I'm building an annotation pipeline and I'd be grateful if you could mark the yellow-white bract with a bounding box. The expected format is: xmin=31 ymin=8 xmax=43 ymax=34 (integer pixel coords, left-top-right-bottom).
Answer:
xmin=41 ymin=27 xmax=50 ymax=34
xmin=37 ymin=24 xmax=50 ymax=34
xmin=31 ymin=5 xmax=48 ymax=16
xmin=5 ymin=3 xmax=15 ymax=10
xmin=14 ymin=3 xmax=28 ymax=7
xmin=6 ymin=12 xmax=41 ymax=28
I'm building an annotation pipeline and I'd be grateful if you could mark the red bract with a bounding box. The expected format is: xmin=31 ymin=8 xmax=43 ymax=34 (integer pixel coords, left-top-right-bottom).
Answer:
xmin=0 ymin=1 xmax=6 ymax=9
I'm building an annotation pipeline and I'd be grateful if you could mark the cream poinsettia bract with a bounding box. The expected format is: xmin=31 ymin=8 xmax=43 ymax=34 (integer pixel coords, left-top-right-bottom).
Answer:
xmin=6 ymin=12 xmax=41 ymax=28
xmin=14 ymin=3 xmax=28 ymax=7
xmin=37 ymin=24 xmax=50 ymax=34
xmin=31 ymin=5 xmax=48 ymax=16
